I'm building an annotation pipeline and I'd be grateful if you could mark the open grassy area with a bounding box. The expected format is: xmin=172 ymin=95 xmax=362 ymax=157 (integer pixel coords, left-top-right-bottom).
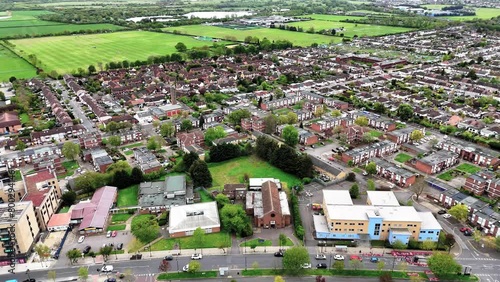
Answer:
xmin=60 ymin=160 xmax=79 ymax=178
xmin=437 ymin=171 xmax=454 ymax=181
xmin=57 ymin=206 xmax=70 ymax=213
xmin=14 ymin=170 xmax=22 ymax=181
xmin=443 ymin=8 xmax=500 ymax=20
xmin=369 ymin=130 xmax=383 ymax=138
xmin=394 ymin=153 xmax=413 ymax=163
xmin=0 ymin=23 xmax=124 ymax=39
xmin=198 ymin=189 xmax=214 ymax=203
xmin=117 ymin=184 xmax=139 ymax=207
xmin=456 ymin=163 xmax=481 ymax=174
xmin=240 ymin=238 xmax=272 ymax=247
xmin=10 ymin=31 xmax=226 ymax=74
xmin=157 ymin=271 xmax=218 ymax=280
xmin=0 ymin=44 xmax=37 ymax=81
xmin=121 ymin=142 xmax=144 ymax=149
xmin=300 ymin=14 xmax=366 ymax=21
xmin=287 ymin=20 xmax=414 ymax=38
xmin=151 ymin=232 xmax=231 ymax=251
xmin=164 ymin=25 xmax=341 ymax=46
xmin=242 ymin=269 xmax=413 ymax=278
xmin=208 ymin=155 xmax=301 ymax=190
xmin=111 ymin=213 xmax=133 ymax=223
xmin=107 ymin=224 xmax=126 ymax=231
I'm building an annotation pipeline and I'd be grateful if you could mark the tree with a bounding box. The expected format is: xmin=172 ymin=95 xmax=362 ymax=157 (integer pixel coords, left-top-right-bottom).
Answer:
xmin=443 ymin=234 xmax=456 ymax=251
xmin=392 ymin=240 xmax=407 ymax=250
xmin=286 ymin=112 xmax=298 ymax=124
xmin=367 ymin=179 xmax=376 ymax=191
xmin=252 ymin=261 xmax=260 ymax=269
xmin=175 ymin=42 xmax=187 ymax=52
xmin=35 ymin=244 xmax=51 ymax=262
xmin=349 ymin=259 xmax=363 ymax=270
xmin=147 ymin=136 xmax=163 ymax=151
xmin=130 ymin=167 xmax=144 ymax=184
xmin=99 ymin=245 xmax=113 ymax=261
xmin=275 ymin=276 xmax=285 ymax=282
xmin=379 ymin=272 xmax=393 ymax=282
xmin=410 ymin=177 xmax=427 ymax=201
xmin=183 ymin=151 xmax=199 ymax=172
xmin=66 ymin=248 xmax=82 ymax=264
xmin=355 ymin=116 xmax=369 ymax=127
xmin=189 ymin=160 xmax=212 ymax=188
xmin=427 ymin=253 xmax=461 ymax=276
xmin=333 ymin=260 xmax=345 ymax=271
xmin=48 ymin=270 xmax=57 ymax=282
xmin=279 ymin=233 xmax=287 ymax=248
xmin=331 ymin=109 xmax=342 ymax=117
xmin=220 ymin=204 xmax=253 ymax=237
xmin=62 ymin=141 xmax=81 ymax=160
xmin=410 ymin=130 xmax=424 ymax=142
xmin=397 ymin=104 xmax=414 ymax=121
xmin=374 ymin=102 xmax=386 ymax=114
xmin=448 ymin=204 xmax=468 ymax=221
xmin=204 ymin=126 xmax=227 ymax=145
xmin=193 ymin=227 xmax=205 ymax=250
xmin=107 ymin=160 xmax=132 ymax=174
xmin=264 ymin=114 xmax=278 ymax=134
xmin=346 ymin=172 xmax=356 ymax=181
xmin=422 ymin=240 xmax=437 ymax=250
xmin=282 ymin=125 xmax=299 ymax=147
xmin=349 ymin=183 xmax=359 ymax=199
xmin=495 ymin=236 xmax=500 ymax=251
xmin=377 ymin=260 xmax=385 ymax=271
xmin=362 ymin=132 xmax=375 ymax=144
xmin=180 ymin=119 xmax=193 ymax=131
xmin=365 ymin=161 xmax=377 ymax=175
xmin=107 ymin=135 xmax=122 ymax=147
xmin=78 ymin=267 xmax=89 ymax=282
xmin=215 ymin=193 xmax=229 ymax=208
xmin=61 ymin=191 xmax=77 ymax=206
xmin=88 ymin=65 xmax=96 ymax=74
xmin=160 ymin=122 xmax=175 ymax=137
xmin=227 ymin=109 xmax=251 ymax=126
xmin=188 ymin=261 xmax=201 ymax=273
xmin=472 ymin=229 xmax=483 ymax=243
xmin=15 ymin=140 xmax=27 ymax=151
xmin=131 ymin=214 xmax=160 ymax=244
xmin=282 ymin=246 xmax=310 ymax=275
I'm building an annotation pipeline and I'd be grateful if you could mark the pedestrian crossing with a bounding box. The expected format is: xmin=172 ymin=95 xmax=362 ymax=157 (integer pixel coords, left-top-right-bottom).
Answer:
xmin=135 ymin=273 xmax=156 ymax=277
xmin=456 ymin=257 xmax=499 ymax=261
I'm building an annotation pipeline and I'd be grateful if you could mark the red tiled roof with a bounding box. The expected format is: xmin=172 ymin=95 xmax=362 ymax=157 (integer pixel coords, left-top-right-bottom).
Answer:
xmin=47 ymin=212 xmax=71 ymax=228
xmin=72 ymin=186 xmax=117 ymax=230
xmin=0 ymin=111 xmax=21 ymax=127
xmin=23 ymin=170 xmax=57 ymax=207
xmin=261 ymin=181 xmax=281 ymax=216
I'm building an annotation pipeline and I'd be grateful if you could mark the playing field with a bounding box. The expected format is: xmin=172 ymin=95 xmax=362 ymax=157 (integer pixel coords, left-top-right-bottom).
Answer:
xmin=10 ymin=31 xmax=226 ymax=74
xmin=299 ymin=14 xmax=366 ymax=21
xmin=287 ymin=20 xmax=414 ymax=38
xmin=444 ymin=8 xmax=500 ymax=20
xmin=164 ymin=25 xmax=341 ymax=46
xmin=0 ymin=44 xmax=37 ymax=81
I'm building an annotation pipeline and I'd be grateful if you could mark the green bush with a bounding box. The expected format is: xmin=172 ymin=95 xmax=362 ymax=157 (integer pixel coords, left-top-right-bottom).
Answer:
xmin=290 ymin=193 xmax=304 ymax=241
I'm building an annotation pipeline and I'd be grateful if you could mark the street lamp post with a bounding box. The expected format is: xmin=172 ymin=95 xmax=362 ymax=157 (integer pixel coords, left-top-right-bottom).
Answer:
xmin=114 ymin=246 xmax=118 ymax=260
xmin=244 ymin=238 xmax=247 ymax=270
xmin=176 ymin=256 xmax=179 ymax=273
xmin=26 ymin=269 xmax=31 ymax=280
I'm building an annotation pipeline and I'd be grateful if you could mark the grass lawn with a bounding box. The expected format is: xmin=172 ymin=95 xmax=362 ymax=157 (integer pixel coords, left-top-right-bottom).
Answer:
xmin=107 ymin=224 xmax=126 ymax=231
xmin=14 ymin=170 xmax=22 ymax=181
xmin=151 ymin=232 xmax=231 ymax=251
xmin=242 ymin=269 xmax=413 ymax=278
xmin=198 ymin=189 xmax=214 ymax=203
xmin=157 ymin=271 xmax=218 ymax=280
xmin=60 ymin=160 xmax=79 ymax=177
xmin=164 ymin=25 xmax=341 ymax=46
xmin=240 ymin=238 xmax=272 ymax=247
xmin=352 ymin=168 xmax=363 ymax=173
xmin=111 ymin=213 xmax=133 ymax=223
xmin=394 ymin=153 xmax=413 ymax=163
xmin=0 ymin=44 xmax=37 ymax=81
xmin=10 ymin=31 xmax=228 ymax=74
xmin=369 ymin=130 xmax=383 ymax=138
xmin=0 ymin=23 xmax=124 ymax=39
xmin=286 ymin=20 xmax=414 ymax=38
xmin=57 ymin=206 xmax=70 ymax=213
xmin=208 ymin=155 xmax=301 ymax=190
xmin=437 ymin=171 xmax=454 ymax=181
xmin=424 ymin=7 xmax=500 ymax=20
xmin=117 ymin=184 xmax=139 ymax=207
xmin=456 ymin=163 xmax=481 ymax=174
xmin=19 ymin=113 xmax=30 ymax=124
xmin=124 ymin=150 xmax=134 ymax=156
xmin=283 ymin=237 xmax=294 ymax=246
xmin=121 ymin=142 xmax=144 ymax=149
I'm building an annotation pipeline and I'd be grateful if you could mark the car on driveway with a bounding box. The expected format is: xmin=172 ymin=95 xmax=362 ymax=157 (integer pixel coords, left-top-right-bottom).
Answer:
xmin=316 ymin=263 xmax=327 ymax=269
xmin=333 ymin=254 xmax=345 ymax=261
xmin=191 ymin=253 xmax=203 ymax=260
xmin=274 ymin=251 xmax=284 ymax=257
xmin=437 ymin=210 xmax=447 ymax=215
xmin=315 ymin=254 xmax=327 ymax=260
xmin=442 ymin=214 xmax=452 ymax=219
xmin=77 ymin=236 xmax=85 ymax=243
xmin=370 ymin=257 xmax=379 ymax=263
xmin=350 ymin=255 xmax=362 ymax=261
xmin=302 ymin=263 xmax=312 ymax=269
xmin=182 ymin=264 xmax=189 ymax=272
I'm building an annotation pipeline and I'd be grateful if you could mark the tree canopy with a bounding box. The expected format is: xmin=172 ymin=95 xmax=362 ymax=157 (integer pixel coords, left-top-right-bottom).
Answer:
xmin=220 ymin=204 xmax=253 ymax=237
xmin=427 ymin=253 xmax=461 ymax=276
xmin=204 ymin=126 xmax=227 ymax=145
xmin=282 ymin=246 xmax=310 ymax=275
xmin=189 ymin=160 xmax=212 ymax=188
xmin=282 ymin=125 xmax=299 ymax=147
xmin=448 ymin=204 xmax=468 ymax=221
xmin=62 ymin=141 xmax=81 ymax=160
xmin=131 ymin=214 xmax=160 ymax=244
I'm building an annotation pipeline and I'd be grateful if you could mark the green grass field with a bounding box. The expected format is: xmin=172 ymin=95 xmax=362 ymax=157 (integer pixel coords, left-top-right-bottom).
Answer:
xmin=57 ymin=206 xmax=70 ymax=213
xmin=394 ymin=153 xmax=413 ymax=163
xmin=111 ymin=213 xmax=133 ymax=223
xmin=117 ymin=184 xmax=139 ymax=207
xmin=369 ymin=130 xmax=383 ymax=138
xmin=198 ymin=189 xmax=214 ymax=202
xmin=300 ymin=14 xmax=366 ymax=21
xmin=10 ymin=31 xmax=223 ymax=74
xmin=121 ymin=142 xmax=144 ymax=149
xmin=0 ymin=10 xmax=54 ymax=21
xmin=107 ymin=224 xmax=126 ymax=231
xmin=0 ymin=44 xmax=37 ymax=81
xmin=208 ymin=155 xmax=301 ymax=190
xmin=287 ymin=20 xmax=414 ymax=38
xmin=164 ymin=25 xmax=341 ymax=46
xmin=151 ymin=232 xmax=231 ymax=251
xmin=456 ymin=163 xmax=481 ymax=174
xmin=0 ymin=23 xmax=124 ymax=39
xmin=437 ymin=171 xmax=454 ymax=181
xmin=240 ymin=238 xmax=272 ymax=247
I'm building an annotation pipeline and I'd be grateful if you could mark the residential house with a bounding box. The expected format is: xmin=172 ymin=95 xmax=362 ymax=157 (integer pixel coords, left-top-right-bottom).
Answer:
xmin=176 ymin=129 xmax=204 ymax=150
xmin=133 ymin=147 xmax=162 ymax=174
xmin=79 ymin=132 xmax=102 ymax=149
xmin=222 ymin=184 xmax=247 ymax=200
xmin=437 ymin=138 xmax=500 ymax=168
xmin=463 ymin=170 xmax=496 ymax=196
xmin=386 ymin=127 xmax=425 ymax=145
xmin=310 ymin=117 xmax=342 ymax=132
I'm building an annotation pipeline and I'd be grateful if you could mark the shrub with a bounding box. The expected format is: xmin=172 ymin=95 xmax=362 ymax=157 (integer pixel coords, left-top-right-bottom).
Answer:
xmin=290 ymin=193 xmax=304 ymax=241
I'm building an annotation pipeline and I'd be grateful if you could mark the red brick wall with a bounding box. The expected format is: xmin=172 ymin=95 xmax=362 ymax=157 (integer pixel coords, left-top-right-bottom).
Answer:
xmin=304 ymin=135 xmax=318 ymax=146
xmin=311 ymin=124 xmax=321 ymax=132
xmin=169 ymin=226 xmax=221 ymax=238
xmin=341 ymin=153 xmax=353 ymax=164
xmin=414 ymin=160 xmax=433 ymax=174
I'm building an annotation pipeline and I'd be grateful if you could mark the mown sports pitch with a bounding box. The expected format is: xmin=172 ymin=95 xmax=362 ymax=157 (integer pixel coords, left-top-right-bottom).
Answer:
xmin=164 ymin=24 xmax=342 ymax=46
xmin=9 ymin=31 xmax=227 ymax=74
xmin=0 ymin=44 xmax=37 ymax=81
xmin=287 ymin=20 xmax=414 ymax=38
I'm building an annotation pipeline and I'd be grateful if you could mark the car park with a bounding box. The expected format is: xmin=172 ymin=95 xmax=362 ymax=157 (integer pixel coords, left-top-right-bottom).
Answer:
xmin=315 ymin=254 xmax=327 ymax=260
xmin=191 ymin=253 xmax=203 ymax=260
xmin=316 ymin=263 xmax=327 ymax=269
xmin=333 ymin=254 xmax=344 ymax=261
xmin=77 ymin=236 xmax=85 ymax=243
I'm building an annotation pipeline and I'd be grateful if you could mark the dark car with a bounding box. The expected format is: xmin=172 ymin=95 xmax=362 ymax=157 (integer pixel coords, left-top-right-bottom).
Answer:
xmin=316 ymin=263 xmax=327 ymax=269
xmin=164 ymin=255 xmax=173 ymax=261
xmin=274 ymin=251 xmax=284 ymax=257
xmin=23 ymin=279 xmax=36 ymax=282
xmin=105 ymin=279 xmax=117 ymax=282
xmin=464 ymin=230 xmax=472 ymax=236
xmin=116 ymin=243 xmax=124 ymax=250
xmin=82 ymin=245 xmax=91 ymax=254
xmin=437 ymin=210 xmax=447 ymax=215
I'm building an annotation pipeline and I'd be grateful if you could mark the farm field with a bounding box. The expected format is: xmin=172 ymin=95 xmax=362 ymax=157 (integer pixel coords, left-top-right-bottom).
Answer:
xmin=0 ymin=10 xmax=54 ymax=21
xmin=0 ymin=44 xmax=37 ymax=81
xmin=164 ymin=24 xmax=341 ymax=46
xmin=10 ymin=31 xmax=224 ymax=74
xmin=443 ymin=8 xmax=500 ymax=20
xmin=299 ymin=14 xmax=366 ymax=21
xmin=287 ymin=20 xmax=414 ymax=37
xmin=0 ymin=23 xmax=125 ymax=39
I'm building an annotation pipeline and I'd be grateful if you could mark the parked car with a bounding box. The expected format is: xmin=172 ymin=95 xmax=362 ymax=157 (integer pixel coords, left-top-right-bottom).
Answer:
xmin=362 ymin=171 xmax=368 ymax=176
xmin=315 ymin=254 xmax=327 ymax=260
xmin=316 ymin=263 xmax=327 ymax=269
xmin=437 ymin=210 xmax=447 ymax=215
xmin=333 ymin=254 xmax=344 ymax=261
xmin=464 ymin=230 xmax=472 ymax=236
xmin=460 ymin=227 xmax=471 ymax=232
xmin=106 ymin=231 xmax=112 ymax=238
xmin=111 ymin=231 xmax=117 ymax=237
xmin=182 ymin=264 xmax=189 ymax=272
xmin=442 ymin=214 xmax=452 ymax=219
xmin=370 ymin=257 xmax=379 ymax=263
xmin=350 ymin=255 xmax=362 ymax=261
xmin=104 ymin=279 xmax=116 ymax=282
xmin=77 ymin=236 xmax=85 ymax=243
xmin=116 ymin=243 xmax=123 ymax=250
xmin=191 ymin=253 xmax=203 ymax=260
xmin=82 ymin=246 xmax=91 ymax=254
xmin=302 ymin=263 xmax=312 ymax=269
xmin=274 ymin=251 xmax=284 ymax=257
xmin=164 ymin=255 xmax=173 ymax=261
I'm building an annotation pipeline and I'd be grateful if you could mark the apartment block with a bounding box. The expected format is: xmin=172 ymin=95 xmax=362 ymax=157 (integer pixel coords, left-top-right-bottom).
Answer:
xmin=341 ymin=140 xmax=398 ymax=165
xmin=386 ymin=127 xmax=425 ymax=145
xmin=463 ymin=170 xmax=496 ymax=196
xmin=260 ymin=96 xmax=302 ymax=111
xmin=437 ymin=138 xmax=500 ymax=168
xmin=349 ymin=111 xmax=397 ymax=132
xmin=414 ymin=151 xmax=459 ymax=174
xmin=373 ymin=158 xmax=417 ymax=188
xmin=310 ymin=117 xmax=342 ymax=132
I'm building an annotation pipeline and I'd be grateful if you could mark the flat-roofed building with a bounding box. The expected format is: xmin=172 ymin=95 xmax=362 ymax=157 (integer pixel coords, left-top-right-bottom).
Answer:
xmin=366 ymin=191 xmax=400 ymax=206
xmin=168 ymin=202 xmax=220 ymax=237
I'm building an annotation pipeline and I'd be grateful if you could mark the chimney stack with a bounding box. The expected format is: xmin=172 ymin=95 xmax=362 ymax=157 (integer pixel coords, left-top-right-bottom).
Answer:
xmin=170 ymin=86 xmax=176 ymax=105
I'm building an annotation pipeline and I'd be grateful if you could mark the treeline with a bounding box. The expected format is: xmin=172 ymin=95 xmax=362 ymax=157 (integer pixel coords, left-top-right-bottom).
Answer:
xmin=207 ymin=143 xmax=253 ymax=163
xmin=341 ymin=15 xmax=454 ymax=29
xmin=255 ymin=135 xmax=313 ymax=179
xmin=273 ymin=22 xmax=345 ymax=37
xmin=1 ymin=28 xmax=123 ymax=40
